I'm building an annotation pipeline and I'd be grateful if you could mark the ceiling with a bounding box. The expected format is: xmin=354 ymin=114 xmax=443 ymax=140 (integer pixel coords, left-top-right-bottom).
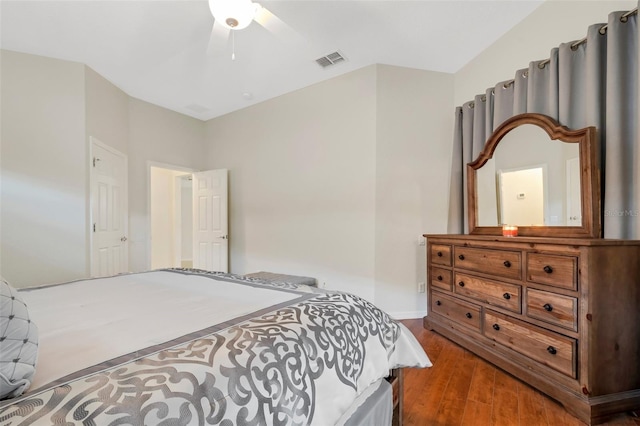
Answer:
xmin=0 ymin=1 xmax=544 ymax=121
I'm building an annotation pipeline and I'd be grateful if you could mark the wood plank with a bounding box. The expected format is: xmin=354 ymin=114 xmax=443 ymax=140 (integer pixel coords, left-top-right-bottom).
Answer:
xmin=518 ymin=381 xmax=549 ymax=426
xmin=461 ymin=400 xmax=493 ymax=426
xmin=491 ymin=370 xmax=520 ymax=426
xmin=400 ymin=319 xmax=639 ymax=426
xmin=543 ymin=397 xmax=585 ymax=426
xmin=416 ymin=339 xmax=464 ymax=423
xmin=467 ymin=358 xmax=497 ymax=405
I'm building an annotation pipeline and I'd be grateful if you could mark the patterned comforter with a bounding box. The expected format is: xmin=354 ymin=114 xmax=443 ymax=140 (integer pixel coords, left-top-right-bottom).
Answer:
xmin=0 ymin=269 xmax=430 ymax=425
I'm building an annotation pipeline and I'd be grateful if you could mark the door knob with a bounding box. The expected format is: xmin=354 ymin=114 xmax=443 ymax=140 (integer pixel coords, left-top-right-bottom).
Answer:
xmin=120 ymin=236 xmax=128 ymax=242
xmin=219 ymin=235 xmax=228 ymax=240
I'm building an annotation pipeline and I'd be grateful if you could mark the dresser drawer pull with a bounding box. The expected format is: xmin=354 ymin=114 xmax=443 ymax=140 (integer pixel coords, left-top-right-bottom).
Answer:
xmin=543 ymin=303 xmax=553 ymax=312
xmin=547 ymin=346 xmax=557 ymax=355
xmin=458 ymin=254 xmax=465 ymax=260
xmin=437 ymin=251 xmax=443 ymax=257
xmin=436 ymin=300 xmax=442 ymax=306
xmin=492 ymin=323 xmax=500 ymax=331
xmin=543 ymin=265 xmax=553 ymax=274
xmin=437 ymin=275 xmax=443 ymax=281
xmin=503 ymin=260 xmax=511 ymax=268
xmin=458 ymin=281 xmax=465 ymax=287
xmin=503 ymin=293 xmax=511 ymax=300
xmin=465 ymin=312 xmax=473 ymax=319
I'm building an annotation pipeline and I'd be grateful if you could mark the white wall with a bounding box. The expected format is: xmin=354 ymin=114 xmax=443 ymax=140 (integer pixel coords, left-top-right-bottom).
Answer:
xmin=1 ymin=50 xmax=206 ymax=286
xmin=374 ymin=65 xmax=453 ymax=317
xmin=454 ymin=0 xmax=638 ymax=105
xmin=1 ymin=50 xmax=87 ymax=288
xmin=128 ymin=98 xmax=205 ymax=273
xmin=204 ymin=64 xmax=454 ymax=315
xmin=205 ymin=66 xmax=378 ymax=301
xmin=85 ymin=67 xmax=129 ymax=156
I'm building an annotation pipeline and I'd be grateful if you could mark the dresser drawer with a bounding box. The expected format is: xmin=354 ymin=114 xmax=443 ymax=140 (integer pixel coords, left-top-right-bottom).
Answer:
xmin=454 ymin=246 xmax=521 ymax=280
xmin=527 ymin=253 xmax=577 ymax=290
xmin=484 ymin=310 xmax=576 ymax=378
xmin=431 ymin=290 xmax=481 ymax=332
xmin=430 ymin=244 xmax=452 ymax=266
xmin=454 ymin=272 xmax=521 ymax=313
xmin=526 ymin=289 xmax=577 ymax=331
xmin=430 ymin=267 xmax=452 ymax=291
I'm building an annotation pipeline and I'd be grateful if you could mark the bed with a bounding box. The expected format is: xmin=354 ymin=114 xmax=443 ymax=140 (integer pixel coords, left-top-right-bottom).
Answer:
xmin=0 ymin=269 xmax=430 ymax=425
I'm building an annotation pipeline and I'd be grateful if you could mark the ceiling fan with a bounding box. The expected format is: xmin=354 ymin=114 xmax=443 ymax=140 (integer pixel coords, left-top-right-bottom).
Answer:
xmin=207 ymin=0 xmax=300 ymax=59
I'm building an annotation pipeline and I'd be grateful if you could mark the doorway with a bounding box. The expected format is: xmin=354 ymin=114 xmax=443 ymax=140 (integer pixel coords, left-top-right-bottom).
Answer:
xmin=148 ymin=165 xmax=229 ymax=272
xmin=149 ymin=165 xmax=193 ymax=269
xmin=498 ymin=165 xmax=546 ymax=226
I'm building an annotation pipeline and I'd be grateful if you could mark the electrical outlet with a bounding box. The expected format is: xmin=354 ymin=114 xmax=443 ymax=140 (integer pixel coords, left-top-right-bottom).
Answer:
xmin=417 ymin=282 xmax=426 ymax=293
xmin=418 ymin=236 xmax=426 ymax=246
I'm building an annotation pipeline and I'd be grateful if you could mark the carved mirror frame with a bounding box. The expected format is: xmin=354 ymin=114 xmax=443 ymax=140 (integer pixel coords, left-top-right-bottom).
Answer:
xmin=467 ymin=113 xmax=601 ymax=238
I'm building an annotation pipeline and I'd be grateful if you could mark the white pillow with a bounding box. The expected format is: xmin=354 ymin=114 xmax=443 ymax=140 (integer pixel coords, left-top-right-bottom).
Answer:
xmin=0 ymin=277 xmax=38 ymax=399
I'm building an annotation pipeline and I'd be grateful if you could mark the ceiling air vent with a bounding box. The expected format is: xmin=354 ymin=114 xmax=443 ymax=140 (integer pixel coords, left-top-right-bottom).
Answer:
xmin=315 ymin=51 xmax=346 ymax=68
xmin=184 ymin=103 xmax=210 ymax=114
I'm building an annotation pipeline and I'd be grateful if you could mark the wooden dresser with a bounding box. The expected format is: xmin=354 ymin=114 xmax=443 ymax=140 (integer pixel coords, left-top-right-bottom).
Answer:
xmin=423 ymin=234 xmax=640 ymax=425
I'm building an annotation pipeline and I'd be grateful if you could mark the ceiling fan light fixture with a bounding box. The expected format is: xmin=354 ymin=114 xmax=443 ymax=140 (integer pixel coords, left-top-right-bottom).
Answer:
xmin=209 ymin=0 xmax=257 ymax=30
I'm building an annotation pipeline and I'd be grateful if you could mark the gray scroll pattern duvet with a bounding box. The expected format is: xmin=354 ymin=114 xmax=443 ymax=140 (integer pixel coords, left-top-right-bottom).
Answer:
xmin=0 ymin=269 xmax=428 ymax=425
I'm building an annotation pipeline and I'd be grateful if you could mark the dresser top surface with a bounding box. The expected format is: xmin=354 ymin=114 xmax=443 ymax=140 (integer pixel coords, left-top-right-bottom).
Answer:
xmin=424 ymin=234 xmax=640 ymax=247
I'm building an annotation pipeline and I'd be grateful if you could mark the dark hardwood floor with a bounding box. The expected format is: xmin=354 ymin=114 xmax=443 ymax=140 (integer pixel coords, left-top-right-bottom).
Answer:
xmin=400 ymin=319 xmax=640 ymax=426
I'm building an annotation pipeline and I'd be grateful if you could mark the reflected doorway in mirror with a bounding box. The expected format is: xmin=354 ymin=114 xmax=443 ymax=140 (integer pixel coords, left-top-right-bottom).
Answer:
xmin=497 ymin=165 xmax=546 ymax=227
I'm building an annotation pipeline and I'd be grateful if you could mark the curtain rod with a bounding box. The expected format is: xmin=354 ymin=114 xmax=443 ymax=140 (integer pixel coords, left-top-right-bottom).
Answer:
xmin=537 ymin=8 xmax=637 ymax=69
xmin=471 ymin=7 xmax=638 ymax=106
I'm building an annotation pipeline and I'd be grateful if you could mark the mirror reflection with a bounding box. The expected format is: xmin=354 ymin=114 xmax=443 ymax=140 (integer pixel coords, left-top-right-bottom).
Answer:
xmin=476 ymin=124 xmax=580 ymax=227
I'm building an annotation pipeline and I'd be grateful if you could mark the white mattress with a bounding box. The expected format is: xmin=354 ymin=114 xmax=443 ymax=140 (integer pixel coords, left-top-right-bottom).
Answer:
xmin=21 ymin=271 xmax=298 ymax=390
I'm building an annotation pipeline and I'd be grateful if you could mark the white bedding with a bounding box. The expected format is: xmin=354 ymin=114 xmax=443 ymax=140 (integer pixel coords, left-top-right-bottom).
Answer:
xmin=21 ymin=271 xmax=301 ymax=390
xmin=2 ymin=269 xmax=430 ymax=425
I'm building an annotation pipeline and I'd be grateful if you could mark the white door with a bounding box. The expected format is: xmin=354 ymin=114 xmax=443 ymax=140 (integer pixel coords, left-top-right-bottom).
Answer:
xmin=91 ymin=138 xmax=128 ymax=277
xmin=566 ymin=157 xmax=582 ymax=225
xmin=192 ymin=169 xmax=228 ymax=272
xmin=498 ymin=167 xmax=545 ymax=226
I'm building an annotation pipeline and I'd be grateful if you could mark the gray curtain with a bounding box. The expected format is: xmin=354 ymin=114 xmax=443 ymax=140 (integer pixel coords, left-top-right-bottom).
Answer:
xmin=448 ymin=5 xmax=639 ymax=239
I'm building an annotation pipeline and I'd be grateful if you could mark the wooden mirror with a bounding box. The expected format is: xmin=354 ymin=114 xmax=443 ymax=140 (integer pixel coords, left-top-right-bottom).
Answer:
xmin=467 ymin=113 xmax=601 ymax=238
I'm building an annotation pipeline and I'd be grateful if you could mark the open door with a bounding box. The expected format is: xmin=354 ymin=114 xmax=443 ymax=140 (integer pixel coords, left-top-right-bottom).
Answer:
xmin=192 ymin=169 xmax=228 ymax=272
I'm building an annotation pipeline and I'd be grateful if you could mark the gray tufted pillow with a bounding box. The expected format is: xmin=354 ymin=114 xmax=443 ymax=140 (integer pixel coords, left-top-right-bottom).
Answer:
xmin=0 ymin=277 xmax=38 ymax=399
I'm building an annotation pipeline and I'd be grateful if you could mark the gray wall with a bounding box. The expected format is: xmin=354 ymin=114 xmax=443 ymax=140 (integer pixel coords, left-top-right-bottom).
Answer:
xmin=203 ymin=64 xmax=453 ymax=316
xmin=1 ymin=50 xmax=205 ymax=287
xmin=204 ymin=66 xmax=379 ymax=301
xmin=1 ymin=50 xmax=87 ymax=287
xmin=374 ymin=65 xmax=453 ymax=316
xmin=128 ymin=98 xmax=205 ymax=272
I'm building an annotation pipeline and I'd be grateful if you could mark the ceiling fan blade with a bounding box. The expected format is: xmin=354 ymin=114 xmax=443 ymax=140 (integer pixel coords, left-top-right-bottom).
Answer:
xmin=207 ymin=19 xmax=230 ymax=55
xmin=253 ymin=4 xmax=306 ymax=48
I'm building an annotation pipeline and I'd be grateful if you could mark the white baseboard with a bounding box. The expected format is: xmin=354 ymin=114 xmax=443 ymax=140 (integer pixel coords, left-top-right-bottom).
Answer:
xmin=387 ymin=310 xmax=427 ymax=320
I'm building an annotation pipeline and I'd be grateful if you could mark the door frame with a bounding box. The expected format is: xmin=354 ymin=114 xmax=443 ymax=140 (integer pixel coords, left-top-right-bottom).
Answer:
xmin=89 ymin=136 xmax=129 ymax=277
xmin=146 ymin=161 xmax=196 ymax=270
xmin=173 ymin=174 xmax=194 ymax=268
